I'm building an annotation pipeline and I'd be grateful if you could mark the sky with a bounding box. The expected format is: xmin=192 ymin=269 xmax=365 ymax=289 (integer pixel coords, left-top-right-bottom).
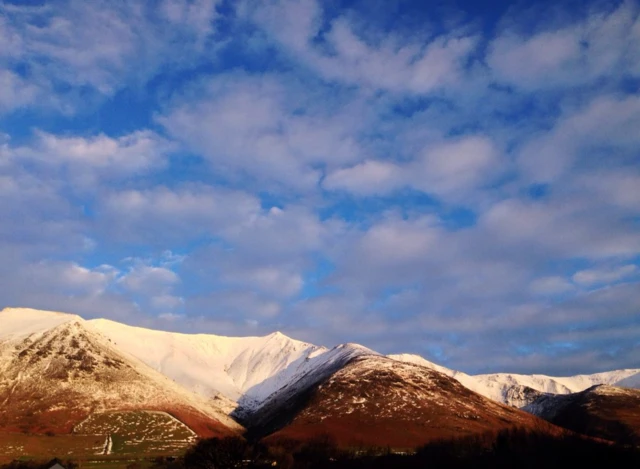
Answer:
xmin=1 ymin=0 xmax=639 ymax=376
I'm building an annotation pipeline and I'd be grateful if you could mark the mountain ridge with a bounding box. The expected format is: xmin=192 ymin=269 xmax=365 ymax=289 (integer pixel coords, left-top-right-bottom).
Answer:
xmin=0 ymin=308 xmax=242 ymax=437
xmin=523 ymin=384 xmax=640 ymax=445
xmin=2 ymin=307 xmax=638 ymax=442
xmin=388 ymin=352 xmax=639 ymax=407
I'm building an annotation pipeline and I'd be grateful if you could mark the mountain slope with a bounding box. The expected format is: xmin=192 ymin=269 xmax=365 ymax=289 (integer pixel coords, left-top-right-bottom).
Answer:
xmin=389 ymin=353 xmax=640 ymax=408
xmin=0 ymin=308 xmax=241 ymax=437
xmin=240 ymin=344 xmax=375 ymax=434
xmin=614 ymin=372 xmax=640 ymax=389
xmin=524 ymin=385 xmax=640 ymax=445
xmin=88 ymin=318 xmax=376 ymax=415
xmin=260 ymin=355 xmax=555 ymax=449
xmin=3 ymin=306 xmax=637 ymax=447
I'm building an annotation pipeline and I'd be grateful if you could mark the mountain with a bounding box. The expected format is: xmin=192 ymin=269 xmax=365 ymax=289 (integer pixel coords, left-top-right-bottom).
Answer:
xmin=615 ymin=372 xmax=640 ymax=389
xmin=257 ymin=355 xmax=556 ymax=449
xmin=389 ymin=353 xmax=640 ymax=408
xmin=523 ymin=385 xmax=640 ymax=445
xmin=0 ymin=308 xmax=241 ymax=437
xmin=2 ymin=306 xmax=637 ymax=451
xmin=88 ymin=318 xmax=375 ymax=417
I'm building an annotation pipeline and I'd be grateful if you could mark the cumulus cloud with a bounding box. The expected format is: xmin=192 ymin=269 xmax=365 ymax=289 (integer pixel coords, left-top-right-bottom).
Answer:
xmin=573 ymin=264 xmax=638 ymax=286
xmin=99 ymin=185 xmax=261 ymax=244
xmin=158 ymin=73 xmax=365 ymax=189
xmin=1 ymin=0 xmax=639 ymax=376
xmin=119 ymin=265 xmax=179 ymax=294
xmin=529 ymin=276 xmax=575 ymax=295
xmin=245 ymin=0 xmax=478 ymax=94
xmin=324 ymin=135 xmax=502 ymax=203
xmin=488 ymin=1 xmax=640 ymax=89
xmin=518 ymin=95 xmax=640 ymax=182
xmin=0 ymin=70 xmax=40 ymax=113
xmin=323 ymin=160 xmax=404 ymax=196
xmin=12 ymin=130 xmax=173 ymax=188
xmin=0 ymin=0 xmax=223 ymax=113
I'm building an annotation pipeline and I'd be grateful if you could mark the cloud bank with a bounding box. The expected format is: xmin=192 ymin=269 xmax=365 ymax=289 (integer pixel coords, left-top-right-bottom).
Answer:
xmin=0 ymin=0 xmax=639 ymax=375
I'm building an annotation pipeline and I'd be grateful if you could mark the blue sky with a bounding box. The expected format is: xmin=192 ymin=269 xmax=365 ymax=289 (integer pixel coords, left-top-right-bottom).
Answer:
xmin=1 ymin=0 xmax=639 ymax=375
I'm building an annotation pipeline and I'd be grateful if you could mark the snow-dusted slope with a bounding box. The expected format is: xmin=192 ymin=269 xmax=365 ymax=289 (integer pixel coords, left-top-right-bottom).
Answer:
xmin=3 ymin=307 xmax=636 ymax=420
xmin=523 ymin=385 xmax=640 ymax=445
xmin=389 ymin=353 xmax=640 ymax=408
xmin=88 ymin=318 xmax=376 ymax=413
xmin=0 ymin=308 xmax=81 ymax=340
xmin=388 ymin=353 xmax=479 ymax=388
xmin=261 ymin=355 xmax=552 ymax=448
xmin=0 ymin=308 xmax=241 ymax=436
xmin=614 ymin=371 xmax=640 ymax=389
xmin=473 ymin=369 xmax=640 ymax=402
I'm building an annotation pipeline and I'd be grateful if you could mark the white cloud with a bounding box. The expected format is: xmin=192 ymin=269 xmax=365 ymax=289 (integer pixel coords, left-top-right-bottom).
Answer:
xmin=0 ymin=70 xmax=40 ymax=113
xmin=158 ymin=311 xmax=185 ymax=321
xmin=324 ymin=135 xmax=501 ymax=203
xmin=0 ymin=0 xmax=223 ymax=112
xmin=188 ymin=290 xmax=283 ymax=320
xmin=36 ymin=130 xmax=168 ymax=177
xmin=578 ymin=171 xmax=640 ymax=210
xmin=316 ymin=18 xmax=477 ymax=93
xmin=159 ymin=73 xmax=364 ymax=189
xmin=0 ymin=0 xmax=638 ymax=376
xmin=573 ymin=264 xmax=638 ymax=286
xmin=518 ymin=95 xmax=640 ymax=182
xmin=101 ymin=185 xmax=261 ymax=243
xmin=5 ymin=130 xmax=173 ymax=193
xmin=488 ymin=29 xmax=581 ymax=88
xmin=25 ymin=261 xmax=119 ymax=296
xmin=119 ymin=265 xmax=179 ymax=293
xmin=482 ymin=197 xmax=640 ymax=258
xmin=222 ymin=265 xmax=303 ymax=298
xmin=488 ymin=1 xmax=640 ymax=89
xmin=246 ymin=0 xmax=478 ymax=94
xmin=153 ymin=296 xmax=185 ymax=311
xmin=323 ymin=160 xmax=404 ymax=195
xmin=411 ymin=136 xmax=500 ymax=200
xmin=182 ymin=203 xmax=338 ymax=302
xmin=529 ymin=276 xmax=574 ymax=295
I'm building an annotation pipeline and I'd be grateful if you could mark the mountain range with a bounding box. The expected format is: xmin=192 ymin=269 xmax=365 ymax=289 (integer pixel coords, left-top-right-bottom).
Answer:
xmin=1 ymin=307 xmax=638 ymax=452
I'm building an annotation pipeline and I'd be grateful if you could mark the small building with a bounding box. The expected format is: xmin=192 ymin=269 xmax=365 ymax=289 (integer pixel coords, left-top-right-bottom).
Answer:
xmin=47 ymin=461 xmax=66 ymax=469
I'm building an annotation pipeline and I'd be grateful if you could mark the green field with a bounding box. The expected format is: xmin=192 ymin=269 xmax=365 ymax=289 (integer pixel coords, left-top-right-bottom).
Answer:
xmin=0 ymin=433 xmax=104 ymax=462
xmin=74 ymin=411 xmax=197 ymax=455
xmin=0 ymin=410 xmax=197 ymax=467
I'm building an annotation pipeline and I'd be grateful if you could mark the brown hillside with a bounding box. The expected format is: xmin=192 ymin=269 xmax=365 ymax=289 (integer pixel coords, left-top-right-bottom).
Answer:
xmin=524 ymin=384 xmax=640 ymax=445
xmin=260 ymin=355 xmax=558 ymax=449
xmin=0 ymin=319 xmax=241 ymax=438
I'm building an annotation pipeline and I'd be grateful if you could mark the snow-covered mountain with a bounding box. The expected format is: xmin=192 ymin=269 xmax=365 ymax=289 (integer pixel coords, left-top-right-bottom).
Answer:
xmin=88 ymin=318 xmax=376 ymax=415
xmin=389 ymin=353 xmax=640 ymax=408
xmin=259 ymin=355 xmax=554 ymax=448
xmin=2 ymin=306 xmax=638 ymax=445
xmin=0 ymin=308 xmax=241 ymax=436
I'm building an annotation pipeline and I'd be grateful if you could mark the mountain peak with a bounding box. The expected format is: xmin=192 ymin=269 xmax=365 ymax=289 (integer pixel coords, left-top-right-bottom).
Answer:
xmin=266 ymin=330 xmax=286 ymax=339
xmin=587 ymin=383 xmax=639 ymax=397
xmin=1 ymin=306 xmax=81 ymax=318
xmin=0 ymin=307 xmax=84 ymax=341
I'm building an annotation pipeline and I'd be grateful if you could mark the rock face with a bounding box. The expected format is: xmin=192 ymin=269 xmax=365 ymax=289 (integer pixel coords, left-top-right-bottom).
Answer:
xmin=259 ymin=356 xmax=553 ymax=449
xmin=0 ymin=309 xmax=241 ymax=437
xmin=524 ymin=385 xmax=640 ymax=445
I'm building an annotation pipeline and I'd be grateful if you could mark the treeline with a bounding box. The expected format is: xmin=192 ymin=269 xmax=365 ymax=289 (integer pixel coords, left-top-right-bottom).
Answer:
xmin=150 ymin=428 xmax=640 ymax=469
xmin=0 ymin=460 xmax=77 ymax=469
xmin=3 ymin=429 xmax=639 ymax=469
